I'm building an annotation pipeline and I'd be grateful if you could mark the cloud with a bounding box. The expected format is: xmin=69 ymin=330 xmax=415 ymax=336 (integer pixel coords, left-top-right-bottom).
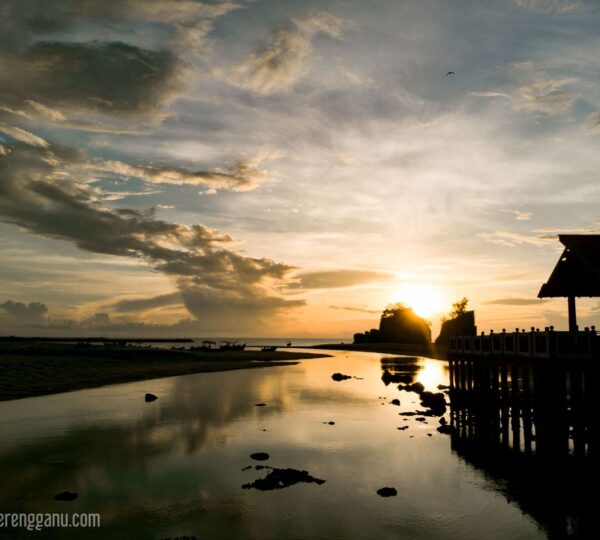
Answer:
xmin=0 ymin=123 xmax=49 ymax=147
xmin=104 ymin=151 xmax=276 ymax=192
xmin=289 ymin=270 xmax=393 ymax=289
xmin=485 ymin=298 xmax=549 ymax=305
xmin=478 ymin=231 xmax=554 ymax=247
xmin=221 ymin=11 xmax=352 ymax=95
xmin=0 ymin=141 xmax=302 ymax=327
xmin=502 ymin=209 xmax=532 ymax=221
xmin=471 ymin=91 xmax=511 ymax=99
xmin=1 ymin=300 xmax=48 ymax=322
xmin=516 ymin=79 xmax=578 ymax=115
xmin=1 ymin=41 xmax=187 ymax=120
xmin=588 ymin=112 xmax=600 ymax=134
xmin=25 ymin=100 xmax=66 ymax=121
xmin=329 ymin=305 xmax=380 ymax=314
xmin=514 ymin=0 xmax=583 ymax=12
xmin=0 ymin=1 xmax=241 ymax=125
xmin=110 ymin=293 xmax=183 ymax=313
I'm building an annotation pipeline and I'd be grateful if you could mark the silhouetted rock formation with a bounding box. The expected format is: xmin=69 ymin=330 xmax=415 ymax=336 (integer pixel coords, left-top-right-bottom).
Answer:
xmin=435 ymin=297 xmax=476 ymax=346
xmin=354 ymin=304 xmax=431 ymax=345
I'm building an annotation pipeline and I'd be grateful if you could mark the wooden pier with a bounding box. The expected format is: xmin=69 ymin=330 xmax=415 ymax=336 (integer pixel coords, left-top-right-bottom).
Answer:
xmin=448 ymin=327 xmax=599 ymax=361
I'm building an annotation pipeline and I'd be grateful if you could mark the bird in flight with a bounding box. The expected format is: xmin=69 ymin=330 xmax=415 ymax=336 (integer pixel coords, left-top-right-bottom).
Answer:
xmin=446 ymin=71 xmax=455 ymax=76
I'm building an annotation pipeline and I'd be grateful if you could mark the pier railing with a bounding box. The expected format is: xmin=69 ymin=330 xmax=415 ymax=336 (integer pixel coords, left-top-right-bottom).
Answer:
xmin=449 ymin=327 xmax=599 ymax=360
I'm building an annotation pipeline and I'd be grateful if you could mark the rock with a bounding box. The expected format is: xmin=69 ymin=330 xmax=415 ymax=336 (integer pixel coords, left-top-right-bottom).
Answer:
xmin=242 ymin=468 xmax=325 ymax=491
xmin=437 ymin=424 xmax=455 ymax=435
xmin=390 ymin=399 xmax=401 ymax=406
xmin=399 ymin=412 xmax=418 ymax=416
xmin=437 ymin=384 xmax=450 ymax=390
xmin=419 ymin=391 xmax=446 ymax=416
xmin=427 ymin=433 xmax=432 ymax=437
xmin=397 ymin=426 xmax=409 ymax=431
xmin=54 ymin=491 xmax=78 ymax=502
xmin=376 ymin=487 xmax=397 ymax=497
xmin=145 ymin=393 xmax=158 ymax=402
xmin=254 ymin=403 xmax=267 ymax=407
xmin=323 ymin=421 xmax=335 ymax=425
xmin=398 ymin=382 xmax=425 ymax=395
xmin=250 ymin=452 xmax=270 ymax=461
xmin=382 ymin=370 xmax=413 ymax=385
xmin=439 ymin=417 xmax=447 ymax=425
xmin=331 ymin=373 xmax=352 ymax=381
xmin=242 ymin=466 xmax=252 ymax=471
xmin=415 ymin=417 xmax=427 ymax=423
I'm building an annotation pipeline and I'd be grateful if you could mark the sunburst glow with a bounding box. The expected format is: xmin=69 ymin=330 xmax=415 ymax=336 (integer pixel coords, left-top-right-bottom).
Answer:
xmin=390 ymin=284 xmax=445 ymax=319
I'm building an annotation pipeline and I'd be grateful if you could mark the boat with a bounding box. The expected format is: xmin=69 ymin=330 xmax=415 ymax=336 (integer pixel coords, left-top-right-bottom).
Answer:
xmin=219 ymin=340 xmax=246 ymax=351
xmin=191 ymin=340 xmax=218 ymax=352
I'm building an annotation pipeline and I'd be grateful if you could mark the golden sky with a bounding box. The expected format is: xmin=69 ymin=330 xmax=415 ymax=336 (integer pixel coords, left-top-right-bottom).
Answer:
xmin=1 ymin=0 xmax=600 ymax=337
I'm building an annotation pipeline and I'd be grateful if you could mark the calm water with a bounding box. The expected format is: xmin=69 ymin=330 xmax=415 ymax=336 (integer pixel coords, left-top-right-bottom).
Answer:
xmin=0 ymin=350 xmax=587 ymax=539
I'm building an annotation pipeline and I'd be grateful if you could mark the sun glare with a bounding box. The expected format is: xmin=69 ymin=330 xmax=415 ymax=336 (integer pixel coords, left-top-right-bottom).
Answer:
xmin=390 ymin=284 xmax=445 ymax=319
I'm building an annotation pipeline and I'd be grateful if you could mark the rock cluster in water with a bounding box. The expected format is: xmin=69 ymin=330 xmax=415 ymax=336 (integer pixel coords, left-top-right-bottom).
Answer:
xmin=381 ymin=370 xmax=413 ymax=385
xmin=54 ymin=491 xmax=78 ymax=502
xmin=376 ymin=487 xmax=397 ymax=497
xmin=250 ymin=452 xmax=270 ymax=461
xmin=331 ymin=373 xmax=352 ymax=381
xmin=242 ymin=468 xmax=326 ymax=491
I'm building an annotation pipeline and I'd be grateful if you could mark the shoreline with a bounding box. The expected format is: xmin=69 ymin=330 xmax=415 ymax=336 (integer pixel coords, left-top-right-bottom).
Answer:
xmin=0 ymin=343 xmax=329 ymax=402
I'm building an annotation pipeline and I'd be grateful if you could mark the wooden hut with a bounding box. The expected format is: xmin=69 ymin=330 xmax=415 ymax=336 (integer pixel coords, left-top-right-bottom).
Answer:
xmin=538 ymin=235 xmax=600 ymax=331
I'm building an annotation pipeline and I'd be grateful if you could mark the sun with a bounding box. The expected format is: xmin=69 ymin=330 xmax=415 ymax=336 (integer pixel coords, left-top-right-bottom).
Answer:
xmin=390 ymin=284 xmax=445 ymax=319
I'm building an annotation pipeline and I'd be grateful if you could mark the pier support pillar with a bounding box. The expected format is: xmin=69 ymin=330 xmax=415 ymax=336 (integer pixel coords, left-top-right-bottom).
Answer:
xmin=568 ymin=296 xmax=578 ymax=332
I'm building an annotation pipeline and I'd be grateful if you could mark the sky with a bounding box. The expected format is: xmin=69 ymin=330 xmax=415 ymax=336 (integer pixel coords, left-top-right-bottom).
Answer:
xmin=1 ymin=0 xmax=600 ymax=338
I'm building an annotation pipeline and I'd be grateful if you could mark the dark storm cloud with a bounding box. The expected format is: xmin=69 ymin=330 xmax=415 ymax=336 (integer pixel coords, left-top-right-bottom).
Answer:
xmin=0 ymin=300 xmax=48 ymax=322
xmin=0 ymin=142 xmax=303 ymax=325
xmin=0 ymin=1 xmax=241 ymax=123
xmin=288 ymin=270 xmax=394 ymax=290
xmin=0 ymin=41 xmax=186 ymax=119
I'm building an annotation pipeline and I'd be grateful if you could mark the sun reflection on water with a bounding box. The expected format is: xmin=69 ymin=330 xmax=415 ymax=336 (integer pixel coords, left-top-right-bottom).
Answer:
xmin=415 ymin=359 xmax=447 ymax=390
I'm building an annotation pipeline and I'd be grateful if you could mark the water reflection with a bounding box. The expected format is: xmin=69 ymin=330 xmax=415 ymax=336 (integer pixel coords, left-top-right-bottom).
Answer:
xmin=0 ymin=352 xmax=559 ymax=539
xmin=448 ymin=357 xmax=597 ymax=538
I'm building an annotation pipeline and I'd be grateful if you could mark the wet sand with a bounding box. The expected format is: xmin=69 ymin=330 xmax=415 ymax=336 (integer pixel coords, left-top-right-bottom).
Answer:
xmin=0 ymin=341 xmax=328 ymax=401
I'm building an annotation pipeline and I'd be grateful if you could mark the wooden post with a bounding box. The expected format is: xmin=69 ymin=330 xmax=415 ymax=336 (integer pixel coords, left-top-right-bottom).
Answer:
xmin=568 ymin=296 xmax=578 ymax=332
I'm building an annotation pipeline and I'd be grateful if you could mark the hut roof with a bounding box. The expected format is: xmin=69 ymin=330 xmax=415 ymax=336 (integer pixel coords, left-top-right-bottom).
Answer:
xmin=538 ymin=235 xmax=600 ymax=298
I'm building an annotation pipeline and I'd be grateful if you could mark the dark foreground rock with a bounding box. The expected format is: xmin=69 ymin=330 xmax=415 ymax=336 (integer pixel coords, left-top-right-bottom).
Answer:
xmin=381 ymin=370 xmax=413 ymax=385
xmin=331 ymin=373 xmax=352 ymax=381
xmin=390 ymin=399 xmax=401 ymax=406
xmin=437 ymin=424 xmax=456 ymax=435
xmin=376 ymin=487 xmax=397 ymax=497
xmin=419 ymin=391 xmax=446 ymax=416
xmin=398 ymin=382 xmax=425 ymax=394
xmin=145 ymin=393 xmax=158 ymax=402
xmin=397 ymin=426 xmax=409 ymax=431
xmin=54 ymin=491 xmax=78 ymax=501
xmin=242 ymin=468 xmax=326 ymax=491
xmin=250 ymin=452 xmax=270 ymax=461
